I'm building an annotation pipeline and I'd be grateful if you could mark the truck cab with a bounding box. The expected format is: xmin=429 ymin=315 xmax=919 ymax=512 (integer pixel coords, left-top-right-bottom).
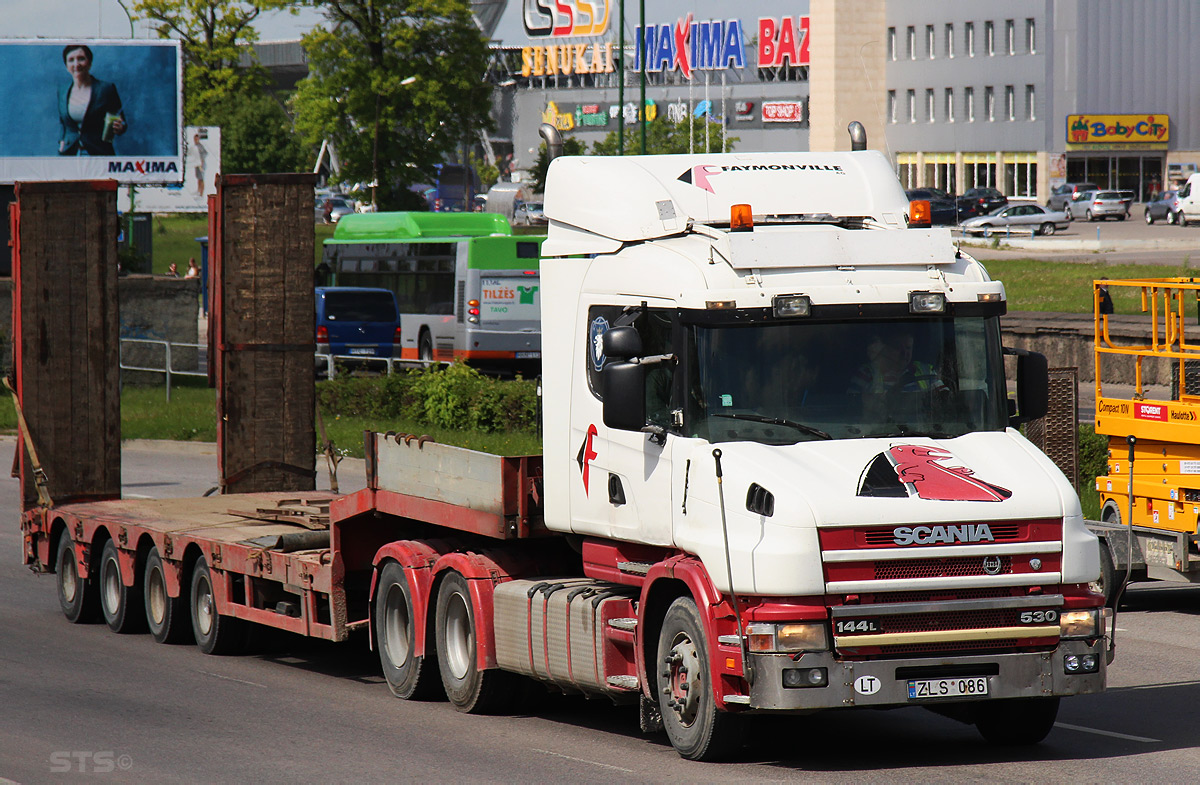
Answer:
xmin=539 ymin=149 xmax=1108 ymax=758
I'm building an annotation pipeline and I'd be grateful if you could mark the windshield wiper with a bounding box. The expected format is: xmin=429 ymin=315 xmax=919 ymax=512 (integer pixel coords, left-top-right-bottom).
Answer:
xmin=712 ymin=413 xmax=832 ymax=440
xmin=863 ymin=424 xmax=958 ymax=439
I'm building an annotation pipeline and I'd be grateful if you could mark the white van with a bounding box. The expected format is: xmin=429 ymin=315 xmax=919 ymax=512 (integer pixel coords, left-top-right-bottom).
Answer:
xmin=1175 ymin=173 xmax=1200 ymax=226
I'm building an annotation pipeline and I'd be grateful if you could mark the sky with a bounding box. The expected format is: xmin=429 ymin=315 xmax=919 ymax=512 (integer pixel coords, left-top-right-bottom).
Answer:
xmin=0 ymin=1 xmax=325 ymax=41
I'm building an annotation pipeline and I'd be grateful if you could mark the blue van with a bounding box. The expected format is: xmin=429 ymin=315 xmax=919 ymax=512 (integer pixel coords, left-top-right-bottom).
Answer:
xmin=315 ymin=287 xmax=401 ymax=361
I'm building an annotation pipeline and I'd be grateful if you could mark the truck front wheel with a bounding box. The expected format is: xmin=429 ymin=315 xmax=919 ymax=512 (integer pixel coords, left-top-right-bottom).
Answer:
xmin=190 ymin=556 xmax=247 ymax=655
xmin=99 ymin=539 xmax=145 ymax=634
xmin=656 ymin=597 xmax=744 ymax=761
xmin=376 ymin=561 xmax=442 ymax=700
xmin=55 ymin=534 xmax=99 ymax=624
xmin=973 ymin=697 xmax=1060 ymax=745
xmin=434 ymin=570 xmax=517 ymax=713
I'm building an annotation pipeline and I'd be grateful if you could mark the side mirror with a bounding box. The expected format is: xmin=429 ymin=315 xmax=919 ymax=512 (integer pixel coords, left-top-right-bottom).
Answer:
xmin=1006 ymin=348 xmax=1048 ymax=425
xmin=602 ymin=361 xmax=646 ymax=432
xmin=602 ymin=326 xmax=642 ymax=361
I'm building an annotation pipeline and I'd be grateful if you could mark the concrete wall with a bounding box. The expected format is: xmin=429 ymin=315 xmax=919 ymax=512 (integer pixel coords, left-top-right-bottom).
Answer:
xmin=0 ymin=276 xmax=200 ymax=382
xmin=809 ymin=0 xmax=887 ymax=152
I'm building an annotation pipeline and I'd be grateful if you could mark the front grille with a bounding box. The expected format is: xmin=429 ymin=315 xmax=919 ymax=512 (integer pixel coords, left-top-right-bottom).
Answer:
xmin=861 ymin=523 xmax=1022 ymax=546
xmin=874 ymin=556 xmax=1012 ymax=581
xmin=876 ymin=608 xmax=1013 ymax=633
xmin=855 ymin=587 xmax=1020 ymax=604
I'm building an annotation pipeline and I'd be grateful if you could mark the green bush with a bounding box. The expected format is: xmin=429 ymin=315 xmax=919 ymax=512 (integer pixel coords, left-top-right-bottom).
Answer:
xmin=316 ymin=364 xmax=539 ymax=434
xmin=1078 ymin=424 xmax=1109 ymax=486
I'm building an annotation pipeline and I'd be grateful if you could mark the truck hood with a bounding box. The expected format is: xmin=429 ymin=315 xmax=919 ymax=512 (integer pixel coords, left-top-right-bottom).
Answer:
xmin=705 ymin=430 xmax=1077 ymax=528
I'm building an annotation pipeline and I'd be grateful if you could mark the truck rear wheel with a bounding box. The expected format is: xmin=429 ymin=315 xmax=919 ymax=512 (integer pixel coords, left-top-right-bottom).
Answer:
xmin=434 ymin=570 xmax=517 ymax=713
xmin=55 ymin=534 xmax=99 ymax=624
xmin=144 ymin=547 xmax=191 ymax=644
xmin=973 ymin=697 xmax=1060 ymax=745
xmin=656 ymin=597 xmax=744 ymax=761
xmin=190 ymin=556 xmax=247 ymax=655
xmin=376 ymin=561 xmax=442 ymax=700
xmin=99 ymin=539 xmax=145 ymax=634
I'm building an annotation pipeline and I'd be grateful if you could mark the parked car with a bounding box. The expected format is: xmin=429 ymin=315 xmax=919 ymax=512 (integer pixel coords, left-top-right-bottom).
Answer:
xmin=1046 ymin=182 xmax=1100 ymax=212
xmin=316 ymin=196 xmax=355 ymax=224
xmin=904 ymin=188 xmax=966 ymax=224
xmin=315 ymin=287 xmax=401 ymax=370
xmin=960 ymin=203 xmax=1069 ymax=236
xmin=513 ymin=199 xmax=547 ymax=226
xmin=960 ymin=187 xmax=1008 ymax=218
xmin=1072 ymin=190 xmax=1129 ymax=221
xmin=1144 ymin=190 xmax=1179 ymax=224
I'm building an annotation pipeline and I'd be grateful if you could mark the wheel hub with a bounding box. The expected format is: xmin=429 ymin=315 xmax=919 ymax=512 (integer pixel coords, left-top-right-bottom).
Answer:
xmin=663 ymin=635 xmax=702 ymax=726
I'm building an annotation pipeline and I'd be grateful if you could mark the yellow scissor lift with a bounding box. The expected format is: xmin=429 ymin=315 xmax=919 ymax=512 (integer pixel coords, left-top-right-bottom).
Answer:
xmin=1092 ymin=277 xmax=1200 ymax=604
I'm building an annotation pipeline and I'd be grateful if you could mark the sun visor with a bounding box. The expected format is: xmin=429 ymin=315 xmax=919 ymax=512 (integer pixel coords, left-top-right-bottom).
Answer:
xmin=727 ymin=227 xmax=959 ymax=268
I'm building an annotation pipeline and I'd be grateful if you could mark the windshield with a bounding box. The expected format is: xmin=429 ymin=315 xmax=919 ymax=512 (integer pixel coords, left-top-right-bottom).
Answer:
xmin=686 ymin=316 xmax=1009 ymax=444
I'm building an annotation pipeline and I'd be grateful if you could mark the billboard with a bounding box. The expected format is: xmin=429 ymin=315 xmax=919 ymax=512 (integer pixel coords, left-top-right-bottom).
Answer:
xmin=0 ymin=39 xmax=183 ymax=184
xmin=119 ymin=126 xmax=220 ymax=213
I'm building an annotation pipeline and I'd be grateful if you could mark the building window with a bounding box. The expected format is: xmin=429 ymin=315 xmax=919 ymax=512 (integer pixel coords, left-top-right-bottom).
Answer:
xmin=966 ymin=22 xmax=975 ymax=57
xmin=926 ymin=88 xmax=935 ymax=122
xmin=907 ymin=26 xmax=915 ymax=59
xmin=1005 ymin=20 xmax=1015 ymax=55
xmin=1025 ymin=84 xmax=1036 ymax=120
xmin=888 ymin=90 xmax=897 ymax=123
xmin=945 ymin=88 xmax=955 ymax=122
xmin=907 ymin=89 xmax=916 ymax=122
xmin=965 ymin=86 xmax=975 ymax=122
xmin=1005 ymin=85 xmax=1015 ymax=120
xmin=926 ymin=25 xmax=936 ymax=58
xmin=1026 ymin=18 xmax=1036 ymax=53
xmin=945 ymin=24 xmax=955 ymax=58
xmin=888 ymin=27 xmax=896 ymax=60
xmin=985 ymin=86 xmax=995 ymax=121
xmin=985 ymin=21 xmax=995 ymax=56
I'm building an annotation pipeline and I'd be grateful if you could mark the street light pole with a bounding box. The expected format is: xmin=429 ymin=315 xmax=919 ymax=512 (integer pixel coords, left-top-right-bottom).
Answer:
xmin=639 ymin=0 xmax=646 ymax=154
xmin=373 ymin=75 xmax=418 ymax=211
xmin=618 ymin=0 xmax=624 ymax=155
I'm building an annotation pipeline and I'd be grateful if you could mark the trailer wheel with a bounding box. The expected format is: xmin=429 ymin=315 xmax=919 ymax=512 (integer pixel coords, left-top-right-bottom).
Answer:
xmin=1089 ymin=538 xmax=1125 ymax=608
xmin=434 ymin=570 xmax=517 ymax=713
xmin=99 ymin=539 xmax=145 ymax=634
xmin=376 ymin=561 xmax=442 ymax=700
xmin=55 ymin=534 xmax=99 ymax=624
xmin=974 ymin=697 xmax=1060 ymax=745
xmin=190 ymin=556 xmax=246 ymax=655
xmin=144 ymin=547 xmax=191 ymax=644
xmin=656 ymin=597 xmax=744 ymax=761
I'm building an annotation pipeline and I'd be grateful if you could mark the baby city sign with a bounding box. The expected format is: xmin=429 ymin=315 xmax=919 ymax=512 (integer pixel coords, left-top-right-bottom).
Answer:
xmin=1066 ymin=114 xmax=1170 ymax=150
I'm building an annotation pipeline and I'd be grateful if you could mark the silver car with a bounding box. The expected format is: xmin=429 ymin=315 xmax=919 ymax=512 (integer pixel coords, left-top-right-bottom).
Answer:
xmin=960 ymin=203 xmax=1070 ymax=236
xmin=1072 ymin=190 xmax=1129 ymax=222
xmin=1144 ymin=190 xmax=1180 ymax=224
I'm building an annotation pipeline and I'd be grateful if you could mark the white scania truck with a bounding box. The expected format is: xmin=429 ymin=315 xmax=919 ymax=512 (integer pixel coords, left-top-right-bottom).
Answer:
xmin=28 ymin=127 xmax=1110 ymax=763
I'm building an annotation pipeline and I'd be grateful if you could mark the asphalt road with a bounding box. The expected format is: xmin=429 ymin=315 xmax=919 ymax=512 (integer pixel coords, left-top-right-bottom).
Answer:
xmin=1 ymin=442 xmax=1199 ymax=783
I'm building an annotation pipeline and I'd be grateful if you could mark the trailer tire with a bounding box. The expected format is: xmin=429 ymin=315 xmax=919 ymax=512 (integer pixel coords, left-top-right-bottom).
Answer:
xmin=1091 ymin=537 xmax=1125 ymax=608
xmin=190 ymin=556 xmax=246 ymax=655
xmin=434 ymin=570 xmax=517 ymax=713
xmin=376 ymin=561 xmax=442 ymax=700
xmin=99 ymin=539 xmax=145 ymax=634
xmin=974 ymin=697 xmax=1060 ymax=745
xmin=55 ymin=534 xmax=99 ymax=624
xmin=656 ymin=597 xmax=745 ymax=761
xmin=144 ymin=547 xmax=191 ymax=644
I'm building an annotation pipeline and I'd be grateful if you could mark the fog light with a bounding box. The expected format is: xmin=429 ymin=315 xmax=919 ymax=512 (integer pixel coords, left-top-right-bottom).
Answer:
xmin=1064 ymin=653 xmax=1099 ymax=674
xmin=782 ymin=667 xmax=828 ymax=689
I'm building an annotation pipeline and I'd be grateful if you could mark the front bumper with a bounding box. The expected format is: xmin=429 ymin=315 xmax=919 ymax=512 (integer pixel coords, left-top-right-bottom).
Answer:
xmin=741 ymin=638 xmax=1106 ymax=711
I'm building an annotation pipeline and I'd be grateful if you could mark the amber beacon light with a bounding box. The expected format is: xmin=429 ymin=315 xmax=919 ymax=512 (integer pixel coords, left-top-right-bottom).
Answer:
xmin=909 ymin=199 xmax=932 ymax=227
xmin=730 ymin=203 xmax=754 ymax=231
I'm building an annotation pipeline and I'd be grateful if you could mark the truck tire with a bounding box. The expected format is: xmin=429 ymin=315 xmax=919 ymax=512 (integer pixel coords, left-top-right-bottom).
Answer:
xmin=1090 ymin=537 xmax=1124 ymax=608
xmin=144 ymin=547 xmax=191 ymax=644
xmin=434 ymin=570 xmax=518 ymax=713
xmin=656 ymin=597 xmax=745 ymax=761
xmin=376 ymin=561 xmax=442 ymax=700
xmin=973 ymin=697 xmax=1060 ymax=745
xmin=99 ymin=539 xmax=146 ymax=634
xmin=190 ymin=556 xmax=247 ymax=655
xmin=55 ymin=534 xmax=99 ymax=624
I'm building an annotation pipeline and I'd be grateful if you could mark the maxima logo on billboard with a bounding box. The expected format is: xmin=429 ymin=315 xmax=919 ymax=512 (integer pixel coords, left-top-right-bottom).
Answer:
xmin=633 ymin=15 xmax=810 ymax=78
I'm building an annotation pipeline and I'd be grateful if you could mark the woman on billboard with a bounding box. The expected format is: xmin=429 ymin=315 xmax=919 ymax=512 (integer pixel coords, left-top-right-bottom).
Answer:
xmin=57 ymin=44 xmax=126 ymax=156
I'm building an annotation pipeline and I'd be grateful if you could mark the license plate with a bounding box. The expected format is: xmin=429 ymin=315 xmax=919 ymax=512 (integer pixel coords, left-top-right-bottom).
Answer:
xmin=907 ymin=677 xmax=988 ymax=700
xmin=515 ymin=351 xmax=540 ymax=359
xmin=349 ymin=347 xmax=374 ymax=355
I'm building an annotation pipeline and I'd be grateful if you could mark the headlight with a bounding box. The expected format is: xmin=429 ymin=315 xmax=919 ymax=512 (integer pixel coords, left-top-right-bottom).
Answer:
xmin=1059 ymin=609 xmax=1100 ymax=638
xmin=746 ymin=622 xmax=829 ymax=653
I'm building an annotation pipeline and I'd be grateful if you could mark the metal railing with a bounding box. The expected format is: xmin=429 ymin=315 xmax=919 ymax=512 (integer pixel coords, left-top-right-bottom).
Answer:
xmin=119 ymin=338 xmax=207 ymax=402
xmin=316 ymin=353 xmax=442 ymax=379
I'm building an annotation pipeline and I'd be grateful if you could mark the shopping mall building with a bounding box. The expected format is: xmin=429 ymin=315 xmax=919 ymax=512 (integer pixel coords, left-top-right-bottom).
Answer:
xmin=259 ymin=0 xmax=1200 ymax=202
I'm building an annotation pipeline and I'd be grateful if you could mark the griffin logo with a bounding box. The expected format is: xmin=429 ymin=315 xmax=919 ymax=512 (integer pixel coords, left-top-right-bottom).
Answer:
xmin=863 ymin=445 xmax=1011 ymax=502
xmin=677 ymin=164 xmax=722 ymax=193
